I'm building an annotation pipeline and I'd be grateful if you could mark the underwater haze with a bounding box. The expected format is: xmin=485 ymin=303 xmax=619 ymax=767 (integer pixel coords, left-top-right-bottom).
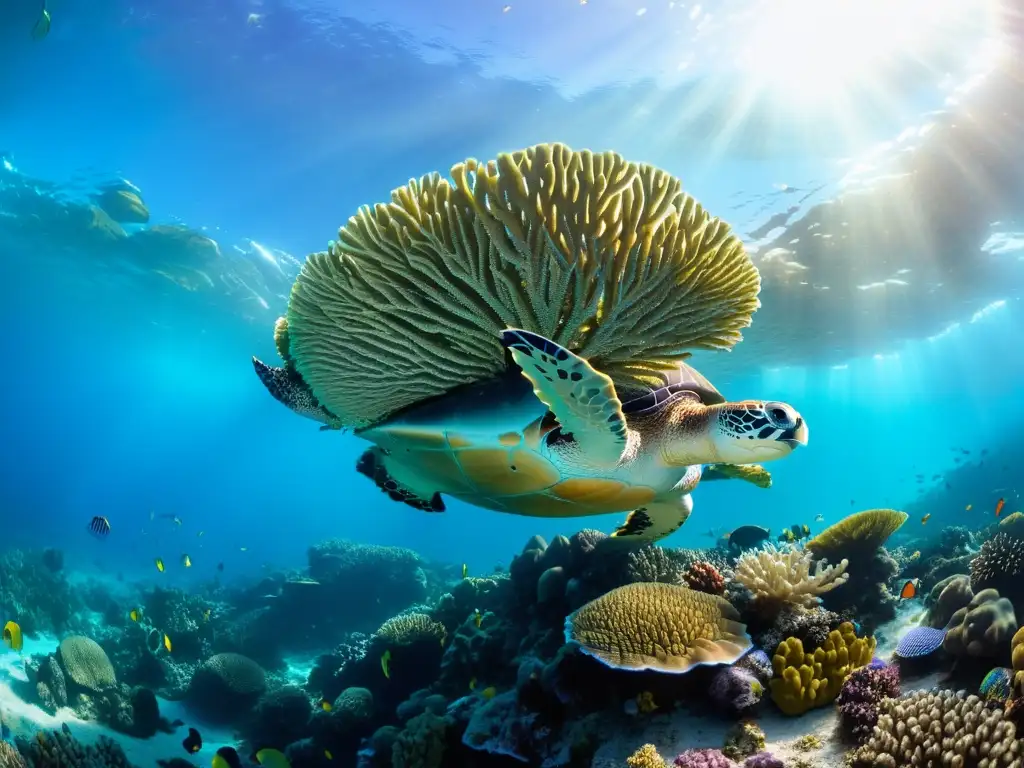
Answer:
xmin=1 ymin=0 xmax=1024 ymax=766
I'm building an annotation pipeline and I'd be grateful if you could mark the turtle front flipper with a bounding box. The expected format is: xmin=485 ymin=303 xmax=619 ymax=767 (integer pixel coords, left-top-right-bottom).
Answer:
xmin=609 ymin=493 xmax=694 ymax=545
xmin=500 ymin=329 xmax=627 ymax=466
xmin=252 ymin=356 xmax=341 ymax=430
xmin=701 ymin=463 xmax=773 ymax=489
xmin=356 ymin=447 xmax=445 ymax=513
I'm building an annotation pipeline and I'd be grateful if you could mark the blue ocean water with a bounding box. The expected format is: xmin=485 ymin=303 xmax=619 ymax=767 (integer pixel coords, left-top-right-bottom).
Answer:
xmin=0 ymin=2 xmax=1023 ymax=764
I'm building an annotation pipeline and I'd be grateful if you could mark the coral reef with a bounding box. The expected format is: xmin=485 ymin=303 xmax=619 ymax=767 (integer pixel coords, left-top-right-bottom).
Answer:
xmin=0 ymin=549 xmax=84 ymax=635
xmin=924 ymin=573 xmax=974 ymax=629
xmin=733 ymin=544 xmax=848 ymax=615
xmin=186 ymin=652 xmax=266 ymax=723
xmin=943 ymin=588 xmax=1018 ymax=660
xmin=806 ymin=509 xmax=908 ymax=557
xmin=893 ymin=626 xmax=947 ymax=659
xmin=851 ymin=689 xmax=1022 ymax=767
xmin=769 ymin=621 xmax=875 ymax=715
xmin=673 ymin=748 xmax=733 ymax=767
xmin=971 ymin=533 xmax=1024 ymax=610
xmin=627 ymin=744 xmax=666 ymax=768
xmin=14 ymin=724 xmax=136 ymax=768
xmin=836 ymin=663 xmax=901 ymax=740
xmin=683 ymin=561 xmax=726 ymax=595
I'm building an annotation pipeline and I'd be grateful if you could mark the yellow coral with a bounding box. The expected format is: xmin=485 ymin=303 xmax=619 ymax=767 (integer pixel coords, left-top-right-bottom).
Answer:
xmin=374 ymin=613 xmax=447 ymax=646
xmin=566 ymin=582 xmax=752 ymax=673
xmin=805 ymin=509 xmax=908 ymax=558
xmin=626 ymin=744 xmax=665 ymax=768
xmin=281 ymin=142 xmax=761 ymax=427
xmin=1012 ymin=626 xmax=1024 ymax=672
xmin=769 ymin=621 xmax=875 ymax=715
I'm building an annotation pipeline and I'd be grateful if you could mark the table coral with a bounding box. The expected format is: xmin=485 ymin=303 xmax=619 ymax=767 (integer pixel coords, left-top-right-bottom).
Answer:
xmin=769 ymin=621 xmax=875 ymax=715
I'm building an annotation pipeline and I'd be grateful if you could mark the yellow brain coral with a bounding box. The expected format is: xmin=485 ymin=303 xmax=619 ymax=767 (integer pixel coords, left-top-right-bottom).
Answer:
xmin=282 ymin=142 xmax=761 ymax=427
xmin=626 ymin=744 xmax=665 ymax=768
xmin=565 ymin=582 xmax=752 ymax=673
xmin=805 ymin=509 xmax=908 ymax=559
xmin=769 ymin=621 xmax=875 ymax=715
xmin=374 ymin=613 xmax=447 ymax=646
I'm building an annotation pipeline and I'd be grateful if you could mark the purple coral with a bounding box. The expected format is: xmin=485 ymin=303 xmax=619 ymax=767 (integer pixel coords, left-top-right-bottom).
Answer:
xmin=744 ymin=753 xmax=784 ymax=768
xmin=708 ymin=665 xmax=763 ymax=715
xmin=836 ymin=663 xmax=901 ymax=740
xmin=736 ymin=649 xmax=773 ymax=684
xmin=674 ymin=748 xmax=733 ymax=767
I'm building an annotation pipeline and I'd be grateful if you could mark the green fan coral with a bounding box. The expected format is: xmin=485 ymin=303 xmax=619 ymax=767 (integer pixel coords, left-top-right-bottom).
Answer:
xmin=375 ymin=613 xmax=447 ymax=646
xmin=805 ymin=509 xmax=908 ymax=559
xmin=280 ymin=142 xmax=761 ymax=427
xmin=564 ymin=582 xmax=751 ymax=673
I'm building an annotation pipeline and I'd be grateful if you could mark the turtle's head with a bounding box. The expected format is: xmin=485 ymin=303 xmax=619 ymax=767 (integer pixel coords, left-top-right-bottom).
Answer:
xmin=705 ymin=400 xmax=808 ymax=464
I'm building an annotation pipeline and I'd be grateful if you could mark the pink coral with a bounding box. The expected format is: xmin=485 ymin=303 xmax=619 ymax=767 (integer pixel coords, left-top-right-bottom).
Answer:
xmin=674 ymin=748 xmax=733 ymax=767
xmin=684 ymin=561 xmax=725 ymax=595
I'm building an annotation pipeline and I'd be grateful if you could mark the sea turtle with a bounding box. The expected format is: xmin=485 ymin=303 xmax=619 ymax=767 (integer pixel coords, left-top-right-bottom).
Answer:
xmin=253 ymin=328 xmax=807 ymax=544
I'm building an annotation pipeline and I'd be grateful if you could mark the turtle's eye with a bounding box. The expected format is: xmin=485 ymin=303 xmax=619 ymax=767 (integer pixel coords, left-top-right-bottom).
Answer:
xmin=765 ymin=402 xmax=795 ymax=428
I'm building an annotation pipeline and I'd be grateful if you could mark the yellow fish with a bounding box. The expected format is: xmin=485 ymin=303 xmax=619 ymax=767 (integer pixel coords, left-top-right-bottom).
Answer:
xmin=182 ymin=554 xmax=192 ymax=568
xmin=154 ymin=558 xmax=165 ymax=572
xmin=966 ymin=504 xmax=973 ymax=511
xmin=203 ymin=609 xmax=211 ymax=622
xmin=163 ymin=634 xmax=172 ymax=652
xmin=324 ymin=750 xmax=333 ymax=760
xmin=473 ymin=609 xmax=483 ymax=629
xmin=129 ymin=609 xmax=141 ymax=623
xmin=320 ymin=698 xmax=332 ymax=712
xmin=461 ymin=563 xmax=468 ymax=579
xmin=3 ymin=621 xmax=23 ymax=652
xmin=469 ymin=677 xmax=477 ymax=691
xmin=921 ymin=514 xmax=931 ymax=525
xmin=381 ymin=649 xmax=391 ymax=679
xmin=481 ymin=686 xmax=497 ymax=701
xmin=255 ymin=748 xmax=291 ymax=768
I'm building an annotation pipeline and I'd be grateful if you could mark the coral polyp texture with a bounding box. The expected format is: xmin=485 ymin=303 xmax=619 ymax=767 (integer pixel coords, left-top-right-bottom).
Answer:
xmin=836 ymin=663 xmax=901 ymax=740
xmin=280 ymin=142 xmax=761 ymax=426
xmin=564 ymin=582 xmax=752 ymax=673
xmin=769 ymin=621 xmax=875 ymax=715
xmin=683 ymin=561 xmax=726 ymax=595
xmin=733 ymin=544 xmax=848 ymax=611
xmin=970 ymin=532 xmax=1024 ymax=600
xmin=893 ymin=626 xmax=947 ymax=658
xmin=805 ymin=508 xmax=908 ymax=558
xmin=374 ymin=613 xmax=447 ymax=646
xmin=942 ymin=588 xmax=1018 ymax=659
xmin=850 ymin=689 xmax=1022 ymax=767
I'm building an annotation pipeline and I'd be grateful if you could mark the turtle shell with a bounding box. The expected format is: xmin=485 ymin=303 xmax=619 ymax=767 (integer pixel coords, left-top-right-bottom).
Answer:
xmin=359 ymin=361 xmax=720 ymax=518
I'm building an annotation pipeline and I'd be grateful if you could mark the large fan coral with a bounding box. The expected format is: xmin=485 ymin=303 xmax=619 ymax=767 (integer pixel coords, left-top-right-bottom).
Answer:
xmin=564 ymin=582 xmax=751 ymax=673
xmin=805 ymin=509 xmax=908 ymax=558
xmin=733 ymin=544 xmax=848 ymax=612
xmin=280 ymin=142 xmax=761 ymax=426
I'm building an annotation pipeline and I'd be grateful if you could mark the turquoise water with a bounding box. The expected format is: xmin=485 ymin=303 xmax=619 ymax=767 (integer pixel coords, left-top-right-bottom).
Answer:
xmin=0 ymin=1 xmax=1022 ymax=765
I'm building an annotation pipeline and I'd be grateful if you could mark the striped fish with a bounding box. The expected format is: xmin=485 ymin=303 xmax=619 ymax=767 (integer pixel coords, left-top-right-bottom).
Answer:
xmin=87 ymin=515 xmax=111 ymax=538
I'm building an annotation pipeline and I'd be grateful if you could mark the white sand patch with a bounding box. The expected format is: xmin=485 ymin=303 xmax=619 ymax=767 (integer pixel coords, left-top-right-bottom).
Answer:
xmin=0 ymin=634 xmax=238 ymax=766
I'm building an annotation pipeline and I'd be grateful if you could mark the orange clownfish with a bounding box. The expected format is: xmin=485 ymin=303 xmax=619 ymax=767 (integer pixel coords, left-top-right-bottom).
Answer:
xmin=899 ymin=580 xmax=918 ymax=600
xmin=996 ymin=498 xmax=1006 ymax=517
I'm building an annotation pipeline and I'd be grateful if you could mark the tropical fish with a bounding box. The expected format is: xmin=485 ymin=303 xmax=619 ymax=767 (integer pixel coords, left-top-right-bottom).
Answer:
xmin=996 ymin=498 xmax=1006 ymax=517
xmin=30 ymin=4 xmax=50 ymax=40
xmin=182 ymin=554 xmax=192 ymax=568
xmin=2 ymin=621 xmax=22 ymax=652
xmin=899 ymin=580 xmax=918 ymax=600
xmin=255 ymin=747 xmax=291 ymax=768
xmin=155 ymin=558 xmax=165 ymax=572
xmin=163 ymin=634 xmax=172 ymax=652
xmin=728 ymin=525 xmax=771 ymax=550
xmin=469 ymin=677 xmax=477 ymax=690
xmin=921 ymin=514 xmax=931 ymax=525
xmin=319 ymin=698 xmax=332 ymax=712
xmin=381 ymin=649 xmax=391 ymax=679
xmin=461 ymin=563 xmax=468 ymax=579
xmin=129 ymin=609 xmax=142 ymax=622
xmin=88 ymin=516 xmax=111 ymax=538
xmin=909 ymin=551 xmax=921 ymax=561
xmin=203 ymin=609 xmax=211 ymax=622
xmin=481 ymin=686 xmax=497 ymax=700
xmin=212 ymin=746 xmax=243 ymax=768
xmin=240 ymin=547 xmax=248 ymax=552
xmin=473 ymin=609 xmax=483 ymax=628
xmin=814 ymin=514 xmax=824 ymax=522
xmin=198 ymin=531 xmax=205 ymax=537
xmin=324 ymin=750 xmax=333 ymax=760
xmin=181 ymin=726 xmax=202 ymax=754
xmin=966 ymin=504 xmax=973 ymax=511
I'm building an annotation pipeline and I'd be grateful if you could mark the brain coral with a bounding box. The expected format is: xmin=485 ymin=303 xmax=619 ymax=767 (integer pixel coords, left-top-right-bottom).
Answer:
xmin=924 ymin=573 xmax=973 ymax=629
xmin=851 ymin=689 xmax=1021 ymax=767
xmin=943 ymin=588 xmax=1018 ymax=659
xmin=279 ymin=142 xmax=761 ymax=426
xmin=769 ymin=621 xmax=875 ymax=715
xmin=56 ymin=636 xmax=116 ymax=691
xmin=375 ymin=613 xmax=447 ymax=646
xmin=187 ymin=652 xmax=267 ymax=722
xmin=733 ymin=544 xmax=848 ymax=611
xmin=565 ymin=582 xmax=752 ymax=673
xmin=805 ymin=509 xmax=908 ymax=558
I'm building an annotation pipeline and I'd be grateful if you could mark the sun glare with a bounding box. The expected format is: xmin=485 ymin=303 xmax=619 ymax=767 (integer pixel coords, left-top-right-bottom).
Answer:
xmin=732 ymin=0 xmax=986 ymax=106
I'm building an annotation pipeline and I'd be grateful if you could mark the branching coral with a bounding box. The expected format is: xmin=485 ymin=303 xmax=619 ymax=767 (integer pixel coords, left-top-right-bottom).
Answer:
xmin=280 ymin=142 xmax=760 ymax=426
xmin=565 ymin=582 xmax=751 ymax=673
xmin=733 ymin=544 xmax=848 ymax=612
xmin=683 ymin=562 xmax=725 ymax=595
xmin=627 ymin=744 xmax=666 ymax=768
xmin=769 ymin=621 xmax=875 ymax=715
xmin=851 ymin=689 xmax=1022 ymax=767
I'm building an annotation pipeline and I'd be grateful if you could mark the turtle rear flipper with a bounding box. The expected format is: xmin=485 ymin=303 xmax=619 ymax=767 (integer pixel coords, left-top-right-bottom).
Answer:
xmin=356 ymin=447 xmax=445 ymax=513
xmin=501 ymin=329 xmax=627 ymax=466
xmin=609 ymin=493 xmax=694 ymax=545
xmin=702 ymin=463 xmax=772 ymax=489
